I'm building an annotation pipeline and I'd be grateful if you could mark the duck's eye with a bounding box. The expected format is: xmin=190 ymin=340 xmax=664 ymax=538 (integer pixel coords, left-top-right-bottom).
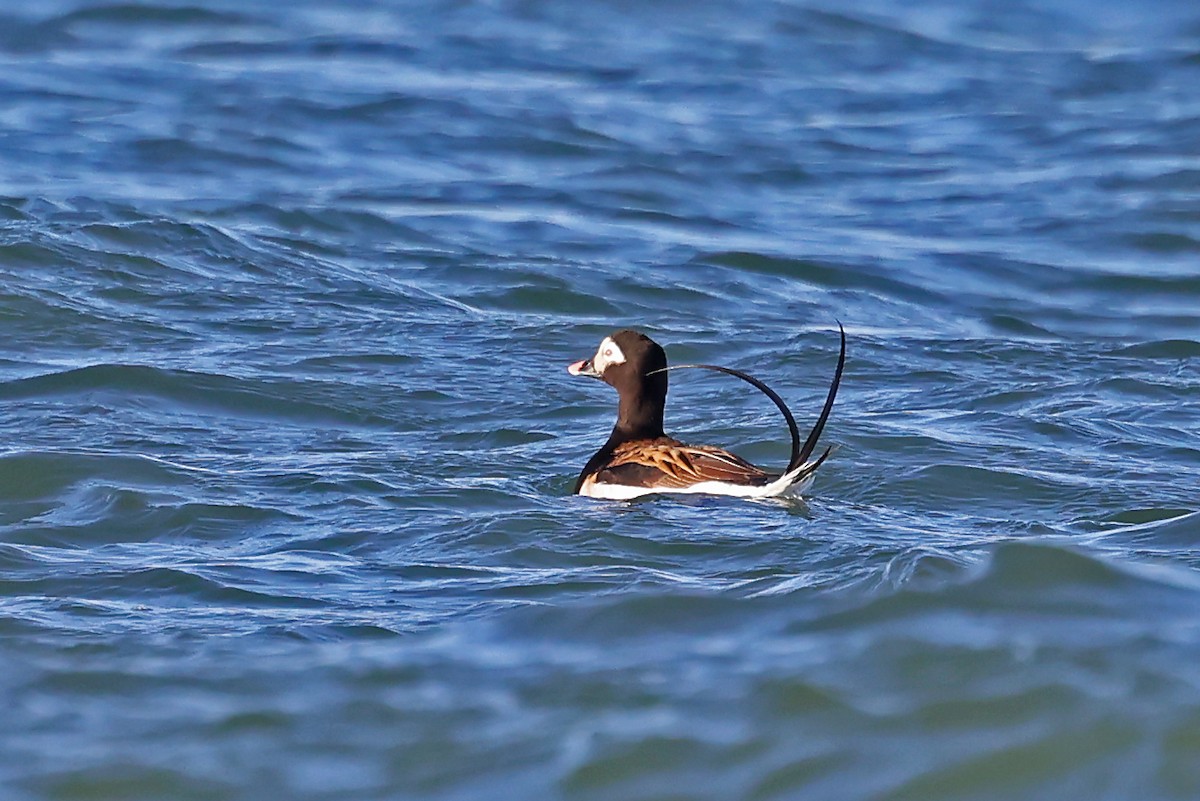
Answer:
xmin=604 ymin=348 xmax=613 ymax=357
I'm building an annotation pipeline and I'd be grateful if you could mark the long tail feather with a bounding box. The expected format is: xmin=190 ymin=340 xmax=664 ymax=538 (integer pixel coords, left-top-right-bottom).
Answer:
xmin=793 ymin=322 xmax=845 ymax=473
xmin=648 ymin=323 xmax=846 ymax=482
xmin=650 ymin=361 xmax=802 ymax=470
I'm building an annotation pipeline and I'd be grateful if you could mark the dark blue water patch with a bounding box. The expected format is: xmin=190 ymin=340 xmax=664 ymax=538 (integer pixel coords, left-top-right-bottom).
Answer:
xmin=57 ymin=3 xmax=255 ymax=28
xmin=0 ymin=365 xmax=394 ymax=428
xmin=1098 ymin=508 xmax=1198 ymax=527
xmin=0 ymin=451 xmax=195 ymax=502
xmin=1108 ymin=339 xmax=1200 ymax=359
xmin=0 ymin=14 xmax=77 ymax=54
xmin=2 ymin=563 xmax=328 ymax=609
xmin=1092 ymin=511 xmax=1200 ymax=565
xmin=789 ymin=542 xmax=1200 ymax=651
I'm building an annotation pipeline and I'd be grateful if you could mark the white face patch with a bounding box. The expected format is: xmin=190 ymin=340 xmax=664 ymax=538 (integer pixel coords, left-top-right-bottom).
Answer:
xmin=592 ymin=336 xmax=626 ymax=374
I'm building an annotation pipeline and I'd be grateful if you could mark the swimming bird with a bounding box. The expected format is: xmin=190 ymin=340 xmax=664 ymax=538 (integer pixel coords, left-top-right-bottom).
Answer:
xmin=567 ymin=325 xmax=845 ymax=500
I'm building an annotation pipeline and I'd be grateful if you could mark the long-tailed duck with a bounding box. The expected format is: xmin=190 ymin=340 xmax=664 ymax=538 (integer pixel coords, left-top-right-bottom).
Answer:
xmin=567 ymin=325 xmax=845 ymax=500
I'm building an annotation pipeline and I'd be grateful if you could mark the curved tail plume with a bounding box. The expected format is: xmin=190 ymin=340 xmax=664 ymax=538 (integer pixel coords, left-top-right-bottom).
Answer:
xmin=648 ymin=322 xmax=846 ymax=479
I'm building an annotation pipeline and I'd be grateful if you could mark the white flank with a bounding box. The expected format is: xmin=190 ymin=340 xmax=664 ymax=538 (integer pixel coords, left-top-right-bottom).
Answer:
xmin=580 ymin=462 xmax=819 ymax=501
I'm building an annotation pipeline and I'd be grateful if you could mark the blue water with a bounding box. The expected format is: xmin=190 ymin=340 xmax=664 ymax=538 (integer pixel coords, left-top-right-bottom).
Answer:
xmin=3 ymin=1 xmax=1200 ymax=799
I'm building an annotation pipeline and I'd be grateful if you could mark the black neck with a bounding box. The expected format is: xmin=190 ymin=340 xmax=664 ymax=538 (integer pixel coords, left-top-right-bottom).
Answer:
xmin=572 ymin=375 xmax=668 ymax=493
xmin=609 ymin=384 xmax=666 ymax=444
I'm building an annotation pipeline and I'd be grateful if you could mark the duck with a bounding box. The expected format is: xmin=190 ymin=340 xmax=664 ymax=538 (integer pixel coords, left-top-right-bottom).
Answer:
xmin=567 ymin=324 xmax=845 ymax=500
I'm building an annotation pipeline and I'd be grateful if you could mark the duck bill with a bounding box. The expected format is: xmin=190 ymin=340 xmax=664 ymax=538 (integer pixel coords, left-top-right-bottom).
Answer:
xmin=567 ymin=358 xmax=602 ymax=379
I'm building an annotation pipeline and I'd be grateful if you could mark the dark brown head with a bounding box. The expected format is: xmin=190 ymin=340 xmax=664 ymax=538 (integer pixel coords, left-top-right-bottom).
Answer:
xmin=567 ymin=329 xmax=668 ymax=439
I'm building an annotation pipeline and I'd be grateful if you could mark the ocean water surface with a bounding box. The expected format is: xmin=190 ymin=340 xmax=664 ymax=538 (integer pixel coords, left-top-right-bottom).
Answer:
xmin=2 ymin=0 xmax=1200 ymax=798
